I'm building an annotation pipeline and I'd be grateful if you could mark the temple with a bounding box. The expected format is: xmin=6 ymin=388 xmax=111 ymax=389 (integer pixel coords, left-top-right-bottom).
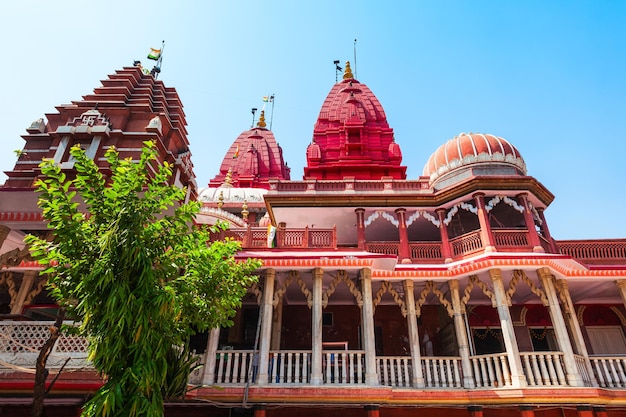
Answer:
xmin=1 ymin=62 xmax=626 ymax=417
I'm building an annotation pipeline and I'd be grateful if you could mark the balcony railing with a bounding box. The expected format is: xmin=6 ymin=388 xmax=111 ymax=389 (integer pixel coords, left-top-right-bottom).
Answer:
xmin=2 ymin=323 xmax=626 ymax=391
xmin=590 ymin=356 xmax=626 ymax=388
xmin=450 ymin=231 xmax=483 ymax=257
xmin=557 ymin=240 xmax=626 ymax=265
xmin=217 ymin=226 xmax=337 ymax=249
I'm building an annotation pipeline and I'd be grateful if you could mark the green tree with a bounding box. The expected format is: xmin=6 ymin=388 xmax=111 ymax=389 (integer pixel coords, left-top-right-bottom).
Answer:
xmin=26 ymin=141 xmax=260 ymax=417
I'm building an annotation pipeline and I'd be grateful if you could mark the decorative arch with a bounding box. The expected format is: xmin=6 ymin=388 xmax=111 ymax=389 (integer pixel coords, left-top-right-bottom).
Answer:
xmin=582 ymin=305 xmax=625 ymax=326
xmin=415 ymin=281 xmax=453 ymax=318
xmin=322 ymin=270 xmax=362 ymax=309
xmin=364 ymin=210 xmax=398 ymax=228
xmin=372 ymin=281 xmax=407 ymax=317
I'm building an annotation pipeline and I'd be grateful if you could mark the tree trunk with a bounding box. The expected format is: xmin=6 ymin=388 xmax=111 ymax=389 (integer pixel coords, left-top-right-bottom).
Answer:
xmin=32 ymin=310 xmax=65 ymax=417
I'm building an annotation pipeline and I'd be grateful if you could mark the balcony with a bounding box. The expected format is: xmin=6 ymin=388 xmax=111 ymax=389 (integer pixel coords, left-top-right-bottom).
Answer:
xmin=3 ymin=322 xmax=623 ymax=390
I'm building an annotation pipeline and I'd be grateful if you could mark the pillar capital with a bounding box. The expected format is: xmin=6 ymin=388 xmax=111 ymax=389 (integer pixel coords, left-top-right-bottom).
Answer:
xmin=359 ymin=267 xmax=372 ymax=280
xmin=355 ymin=207 xmax=365 ymax=214
xmin=488 ymin=268 xmax=503 ymax=282
xmin=472 ymin=192 xmax=486 ymax=200
xmin=448 ymin=278 xmax=459 ymax=291
xmin=394 ymin=207 xmax=407 ymax=214
xmin=536 ymin=267 xmax=553 ymax=281
xmin=312 ymin=267 xmax=324 ymax=280
xmin=616 ymin=279 xmax=626 ymax=290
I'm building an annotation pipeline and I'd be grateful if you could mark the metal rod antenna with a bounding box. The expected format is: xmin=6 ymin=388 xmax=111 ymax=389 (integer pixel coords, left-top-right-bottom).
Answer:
xmin=353 ymin=38 xmax=357 ymax=79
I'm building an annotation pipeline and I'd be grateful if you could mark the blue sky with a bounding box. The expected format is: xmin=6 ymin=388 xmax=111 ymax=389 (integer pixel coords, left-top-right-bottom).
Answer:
xmin=0 ymin=1 xmax=624 ymax=240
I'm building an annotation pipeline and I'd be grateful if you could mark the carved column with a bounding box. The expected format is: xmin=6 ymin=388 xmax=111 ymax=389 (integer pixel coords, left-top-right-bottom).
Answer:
xmin=436 ymin=208 xmax=453 ymax=262
xmin=395 ymin=208 xmax=411 ymax=262
xmin=360 ymin=268 xmax=378 ymax=385
xmin=537 ymin=208 xmax=558 ymax=253
xmin=449 ymin=279 xmax=475 ymax=388
xmin=517 ymin=193 xmax=543 ymax=252
xmin=310 ymin=267 xmax=324 ymax=385
xmin=256 ymin=269 xmax=275 ymax=385
xmin=537 ymin=268 xmax=583 ymax=386
xmin=202 ymin=328 xmax=221 ymax=386
xmin=355 ymin=208 xmax=366 ymax=250
xmin=474 ymin=193 xmax=496 ymax=252
xmin=489 ymin=268 xmax=526 ymax=387
xmin=403 ymin=280 xmax=425 ymax=387
xmin=10 ymin=271 xmax=36 ymax=314
xmin=270 ymin=298 xmax=283 ymax=350
xmin=558 ymin=279 xmax=597 ymax=387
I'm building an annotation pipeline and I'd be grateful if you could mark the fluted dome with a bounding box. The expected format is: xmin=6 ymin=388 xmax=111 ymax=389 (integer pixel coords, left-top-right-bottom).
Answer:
xmin=423 ymin=133 xmax=527 ymax=187
xmin=304 ymin=61 xmax=406 ymax=180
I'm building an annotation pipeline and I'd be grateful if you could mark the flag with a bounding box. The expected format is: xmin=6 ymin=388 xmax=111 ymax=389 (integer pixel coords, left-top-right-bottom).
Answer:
xmin=267 ymin=225 xmax=277 ymax=248
xmin=233 ymin=144 xmax=239 ymax=159
xmin=263 ymin=96 xmax=269 ymax=102
xmin=147 ymin=48 xmax=161 ymax=61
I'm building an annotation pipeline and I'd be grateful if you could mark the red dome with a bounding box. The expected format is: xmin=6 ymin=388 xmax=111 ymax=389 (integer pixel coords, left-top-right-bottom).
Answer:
xmin=304 ymin=61 xmax=406 ymax=180
xmin=209 ymin=111 xmax=290 ymax=189
xmin=423 ymin=133 xmax=526 ymax=184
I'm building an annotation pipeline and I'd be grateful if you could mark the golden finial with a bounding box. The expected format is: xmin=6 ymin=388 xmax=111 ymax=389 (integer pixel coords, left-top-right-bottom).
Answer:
xmin=343 ymin=61 xmax=354 ymax=80
xmin=256 ymin=110 xmax=267 ymax=128
xmin=241 ymin=199 xmax=249 ymax=221
xmin=223 ymin=168 xmax=233 ymax=187
xmin=217 ymin=191 xmax=224 ymax=209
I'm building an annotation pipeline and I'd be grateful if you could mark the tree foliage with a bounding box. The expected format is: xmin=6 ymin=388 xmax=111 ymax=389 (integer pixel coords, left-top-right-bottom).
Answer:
xmin=26 ymin=142 xmax=260 ymax=417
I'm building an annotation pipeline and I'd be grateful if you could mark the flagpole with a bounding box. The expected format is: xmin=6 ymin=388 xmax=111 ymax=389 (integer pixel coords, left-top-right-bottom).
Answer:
xmin=269 ymin=94 xmax=275 ymax=131
xmin=156 ymin=40 xmax=165 ymax=77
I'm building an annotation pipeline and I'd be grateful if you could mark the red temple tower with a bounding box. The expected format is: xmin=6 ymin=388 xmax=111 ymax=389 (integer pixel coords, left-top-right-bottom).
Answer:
xmin=305 ymin=61 xmax=406 ymax=180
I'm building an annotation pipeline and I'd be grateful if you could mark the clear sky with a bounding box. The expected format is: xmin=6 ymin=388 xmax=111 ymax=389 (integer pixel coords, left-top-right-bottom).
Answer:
xmin=0 ymin=1 xmax=624 ymax=240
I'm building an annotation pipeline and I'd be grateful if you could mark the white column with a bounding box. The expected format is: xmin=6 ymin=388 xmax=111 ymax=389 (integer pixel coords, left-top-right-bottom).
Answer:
xmin=10 ymin=271 xmax=36 ymax=314
xmin=256 ymin=268 xmax=275 ymax=385
xmin=360 ymin=268 xmax=378 ymax=385
xmin=403 ymin=280 xmax=425 ymax=387
xmin=489 ymin=268 xmax=527 ymax=387
xmin=449 ymin=279 xmax=475 ymax=388
xmin=201 ymin=327 xmax=221 ymax=386
xmin=558 ymin=279 xmax=597 ymax=387
xmin=537 ymin=268 xmax=583 ymax=386
xmin=310 ymin=267 xmax=324 ymax=385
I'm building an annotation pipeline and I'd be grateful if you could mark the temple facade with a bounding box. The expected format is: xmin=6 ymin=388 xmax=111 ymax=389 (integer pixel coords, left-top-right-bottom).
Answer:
xmin=1 ymin=63 xmax=626 ymax=417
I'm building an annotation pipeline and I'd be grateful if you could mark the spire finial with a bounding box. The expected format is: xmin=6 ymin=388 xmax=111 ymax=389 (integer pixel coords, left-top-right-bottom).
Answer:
xmin=257 ymin=110 xmax=267 ymax=128
xmin=343 ymin=61 xmax=354 ymax=80
xmin=241 ymin=199 xmax=249 ymax=222
xmin=223 ymin=168 xmax=234 ymax=187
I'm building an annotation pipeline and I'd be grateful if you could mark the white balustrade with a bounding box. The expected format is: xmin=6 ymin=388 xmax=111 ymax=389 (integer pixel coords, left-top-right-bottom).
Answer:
xmin=520 ymin=352 xmax=567 ymax=386
xmin=421 ymin=356 xmax=463 ymax=388
xmin=590 ymin=356 xmax=626 ymax=388
xmin=377 ymin=356 xmax=412 ymax=387
xmin=268 ymin=351 xmax=311 ymax=384
xmin=470 ymin=353 xmax=511 ymax=388
xmin=323 ymin=350 xmax=365 ymax=384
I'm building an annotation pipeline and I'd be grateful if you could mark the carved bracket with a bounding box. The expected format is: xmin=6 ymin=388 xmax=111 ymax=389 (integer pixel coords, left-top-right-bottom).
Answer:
xmin=443 ymin=202 xmax=477 ymax=226
xmin=323 ymin=270 xmax=362 ymax=308
xmin=462 ymin=275 xmax=496 ymax=310
xmin=372 ymin=281 xmax=407 ymax=317
xmin=485 ymin=195 xmax=525 ymax=213
xmin=273 ymin=271 xmax=295 ymax=307
xmin=518 ymin=269 xmax=548 ymax=306
xmin=415 ymin=281 xmax=453 ymax=318
xmin=296 ymin=273 xmax=312 ymax=309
